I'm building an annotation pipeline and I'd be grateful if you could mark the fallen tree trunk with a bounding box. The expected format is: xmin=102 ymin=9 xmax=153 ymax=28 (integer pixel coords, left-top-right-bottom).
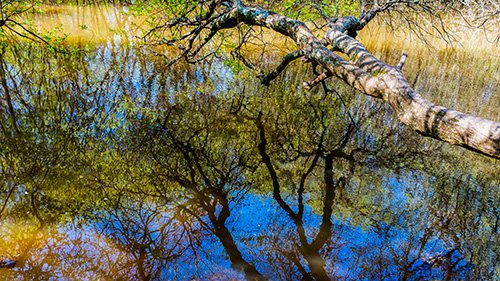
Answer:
xmin=159 ymin=0 xmax=500 ymax=159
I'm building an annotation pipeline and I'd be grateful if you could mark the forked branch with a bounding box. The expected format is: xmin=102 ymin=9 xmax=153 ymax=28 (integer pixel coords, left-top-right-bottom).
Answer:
xmin=151 ymin=0 xmax=500 ymax=159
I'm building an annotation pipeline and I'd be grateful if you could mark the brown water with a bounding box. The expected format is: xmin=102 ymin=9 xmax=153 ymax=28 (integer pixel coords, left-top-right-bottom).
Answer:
xmin=0 ymin=5 xmax=498 ymax=281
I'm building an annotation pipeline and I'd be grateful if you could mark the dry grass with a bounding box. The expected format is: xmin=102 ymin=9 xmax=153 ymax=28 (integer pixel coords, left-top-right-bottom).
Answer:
xmin=232 ymin=18 xmax=499 ymax=123
xmin=30 ymin=5 xmax=140 ymax=45
xmin=37 ymin=5 xmax=70 ymax=15
xmin=358 ymin=21 xmax=499 ymax=121
xmin=27 ymin=6 xmax=500 ymax=123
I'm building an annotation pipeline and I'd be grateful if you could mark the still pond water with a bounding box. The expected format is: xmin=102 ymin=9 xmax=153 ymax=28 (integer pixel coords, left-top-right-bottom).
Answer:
xmin=0 ymin=5 xmax=499 ymax=281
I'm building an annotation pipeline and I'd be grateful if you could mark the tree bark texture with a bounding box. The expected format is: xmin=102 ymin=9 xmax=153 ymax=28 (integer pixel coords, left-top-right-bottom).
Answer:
xmin=171 ymin=1 xmax=500 ymax=159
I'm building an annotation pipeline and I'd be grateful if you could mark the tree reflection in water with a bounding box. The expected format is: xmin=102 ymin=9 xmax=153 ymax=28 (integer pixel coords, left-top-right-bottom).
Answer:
xmin=0 ymin=42 xmax=497 ymax=281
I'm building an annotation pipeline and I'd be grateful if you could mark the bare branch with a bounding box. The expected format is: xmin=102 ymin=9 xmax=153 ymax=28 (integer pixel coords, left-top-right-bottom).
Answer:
xmin=303 ymin=71 xmax=332 ymax=91
xmin=230 ymin=28 xmax=256 ymax=69
xmin=257 ymin=50 xmax=304 ymax=86
xmin=396 ymin=53 xmax=408 ymax=70
xmin=153 ymin=0 xmax=500 ymax=158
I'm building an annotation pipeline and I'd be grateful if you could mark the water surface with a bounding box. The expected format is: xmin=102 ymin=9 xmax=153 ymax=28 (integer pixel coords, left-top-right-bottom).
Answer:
xmin=0 ymin=5 xmax=498 ymax=281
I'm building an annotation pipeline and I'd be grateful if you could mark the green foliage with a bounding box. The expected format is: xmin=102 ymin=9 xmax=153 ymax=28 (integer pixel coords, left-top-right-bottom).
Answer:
xmin=0 ymin=3 xmax=498 ymax=280
xmin=248 ymin=0 xmax=361 ymax=19
xmin=223 ymin=58 xmax=246 ymax=73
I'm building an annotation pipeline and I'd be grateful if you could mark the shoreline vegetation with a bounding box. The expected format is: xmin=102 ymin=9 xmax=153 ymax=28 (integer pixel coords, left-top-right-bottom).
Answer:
xmin=27 ymin=3 xmax=498 ymax=120
xmin=0 ymin=2 xmax=495 ymax=159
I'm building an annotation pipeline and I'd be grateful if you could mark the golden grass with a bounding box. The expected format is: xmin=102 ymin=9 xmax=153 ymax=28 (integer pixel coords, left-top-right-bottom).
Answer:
xmin=358 ymin=21 xmax=499 ymax=121
xmin=30 ymin=5 xmax=141 ymax=45
xmin=36 ymin=5 xmax=70 ymax=15
xmin=24 ymin=6 xmax=500 ymax=123
xmin=228 ymin=18 xmax=499 ymax=125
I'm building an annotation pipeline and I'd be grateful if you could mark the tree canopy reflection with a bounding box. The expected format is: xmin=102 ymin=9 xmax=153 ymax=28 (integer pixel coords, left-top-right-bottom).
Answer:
xmin=0 ymin=41 xmax=498 ymax=280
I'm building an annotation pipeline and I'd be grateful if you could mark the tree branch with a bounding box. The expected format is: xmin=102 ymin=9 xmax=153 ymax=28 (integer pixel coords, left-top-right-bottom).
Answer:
xmin=396 ymin=53 xmax=408 ymax=70
xmin=258 ymin=50 xmax=304 ymax=86
xmin=303 ymin=71 xmax=332 ymax=91
xmin=158 ymin=0 xmax=500 ymax=159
